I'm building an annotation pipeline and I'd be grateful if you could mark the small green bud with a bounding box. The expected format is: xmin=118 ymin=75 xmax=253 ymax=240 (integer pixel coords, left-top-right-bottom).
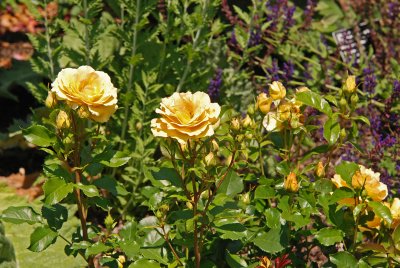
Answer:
xmin=340 ymin=128 xmax=346 ymax=140
xmin=339 ymin=98 xmax=347 ymax=110
xmin=350 ymin=94 xmax=359 ymax=106
xmin=135 ymin=121 xmax=142 ymax=131
xmin=241 ymin=114 xmax=252 ymax=128
xmin=204 ymin=152 xmax=217 ymax=167
xmin=247 ymin=105 xmax=255 ymax=115
xmin=104 ymin=213 xmax=114 ymax=231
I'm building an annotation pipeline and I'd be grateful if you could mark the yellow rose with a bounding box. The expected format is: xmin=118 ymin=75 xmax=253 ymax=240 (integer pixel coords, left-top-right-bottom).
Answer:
xmin=151 ymin=92 xmax=221 ymax=144
xmin=315 ymin=161 xmax=325 ymax=178
xmin=51 ymin=66 xmax=118 ymax=123
xmin=269 ymin=81 xmax=286 ymax=100
xmin=284 ymin=172 xmax=299 ymax=192
xmin=256 ymin=93 xmax=273 ymax=114
xmin=351 ymin=165 xmax=387 ymax=201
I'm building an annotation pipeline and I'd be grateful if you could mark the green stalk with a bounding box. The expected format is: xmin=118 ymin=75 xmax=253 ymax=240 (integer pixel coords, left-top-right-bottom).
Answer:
xmin=83 ymin=0 xmax=90 ymax=65
xmin=119 ymin=0 xmax=141 ymax=148
xmin=43 ymin=0 xmax=55 ymax=80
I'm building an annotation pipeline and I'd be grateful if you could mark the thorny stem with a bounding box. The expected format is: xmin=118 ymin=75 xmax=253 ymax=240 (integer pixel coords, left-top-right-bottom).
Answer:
xmin=43 ymin=0 xmax=55 ymax=80
xmin=71 ymin=113 xmax=93 ymax=267
xmin=160 ymin=226 xmax=183 ymax=266
xmin=176 ymin=0 xmax=209 ymax=92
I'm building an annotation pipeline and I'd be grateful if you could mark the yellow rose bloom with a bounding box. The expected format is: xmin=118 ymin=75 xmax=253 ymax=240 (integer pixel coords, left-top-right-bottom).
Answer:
xmin=151 ymin=92 xmax=221 ymax=144
xmin=51 ymin=66 xmax=118 ymax=123
xmin=351 ymin=165 xmax=387 ymax=201
xmin=390 ymin=198 xmax=400 ymax=229
xmin=256 ymin=93 xmax=273 ymax=114
xmin=269 ymin=81 xmax=286 ymax=100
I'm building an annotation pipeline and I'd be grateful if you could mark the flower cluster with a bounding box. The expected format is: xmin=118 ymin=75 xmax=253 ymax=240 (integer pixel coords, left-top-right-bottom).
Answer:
xmin=257 ymin=82 xmax=306 ymax=132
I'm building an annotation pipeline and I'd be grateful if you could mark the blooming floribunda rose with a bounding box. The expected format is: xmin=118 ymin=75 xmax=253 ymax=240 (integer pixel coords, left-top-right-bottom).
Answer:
xmin=151 ymin=92 xmax=220 ymax=144
xmin=352 ymin=165 xmax=387 ymax=201
xmin=269 ymin=81 xmax=286 ymax=100
xmin=51 ymin=66 xmax=118 ymax=123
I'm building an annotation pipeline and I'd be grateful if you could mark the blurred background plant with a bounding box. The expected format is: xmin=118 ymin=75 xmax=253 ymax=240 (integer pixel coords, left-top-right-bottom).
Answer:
xmin=0 ymin=0 xmax=399 ymax=267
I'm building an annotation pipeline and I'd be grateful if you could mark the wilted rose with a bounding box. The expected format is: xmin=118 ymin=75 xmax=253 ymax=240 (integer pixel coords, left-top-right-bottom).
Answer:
xmin=51 ymin=66 xmax=118 ymax=123
xmin=151 ymin=92 xmax=220 ymax=144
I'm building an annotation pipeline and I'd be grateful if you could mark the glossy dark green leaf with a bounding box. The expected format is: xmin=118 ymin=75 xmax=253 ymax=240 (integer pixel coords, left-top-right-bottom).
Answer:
xmin=1 ymin=206 xmax=42 ymax=225
xmin=23 ymin=125 xmax=56 ymax=147
xmin=128 ymin=259 xmax=161 ymax=268
xmin=330 ymin=251 xmax=357 ymax=268
xmin=28 ymin=227 xmax=58 ymax=252
xmin=85 ymin=242 xmax=111 ymax=257
xmin=315 ymin=227 xmax=344 ymax=246
xmin=41 ymin=204 xmax=68 ymax=230
xmin=217 ymin=170 xmax=243 ymax=197
xmin=369 ymin=201 xmax=392 ymax=226
xmin=323 ymin=117 xmax=340 ymax=144
xmin=74 ymin=183 xmax=99 ymax=197
xmin=253 ymin=228 xmax=288 ymax=253
xmin=43 ymin=178 xmax=74 ymax=205
xmin=296 ymin=91 xmax=332 ymax=116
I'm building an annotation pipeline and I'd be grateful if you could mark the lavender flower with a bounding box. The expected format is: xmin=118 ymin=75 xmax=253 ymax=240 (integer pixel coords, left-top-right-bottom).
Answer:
xmin=282 ymin=60 xmax=294 ymax=82
xmin=248 ymin=29 xmax=262 ymax=47
xmin=362 ymin=67 xmax=377 ymax=95
xmin=208 ymin=68 xmax=223 ymax=102
xmin=284 ymin=6 xmax=296 ymax=29
xmin=267 ymin=59 xmax=280 ymax=82
xmin=303 ymin=62 xmax=312 ymax=81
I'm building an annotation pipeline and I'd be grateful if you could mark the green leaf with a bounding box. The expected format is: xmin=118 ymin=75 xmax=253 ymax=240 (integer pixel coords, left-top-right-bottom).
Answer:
xmin=368 ymin=201 xmax=392 ymax=226
xmin=43 ymin=178 xmax=74 ymax=205
xmin=393 ymin=224 xmax=400 ymax=250
xmin=264 ymin=208 xmax=284 ymax=229
xmin=140 ymin=248 xmax=168 ymax=265
xmin=74 ymin=183 xmax=99 ymax=197
xmin=23 ymin=125 xmax=56 ymax=147
xmin=352 ymin=116 xmax=370 ymax=126
xmin=214 ymin=223 xmax=247 ymax=240
xmin=85 ymin=242 xmax=111 ymax=257
xmin=335 ymin=162 xmax=359 ymax=185
xmin=296 ymin=91 xmax=332 ymax=116
xmin=253 ymin=228 xmax=288 ymax=253
xmin=330 ymin=251 xmax=358 ymax=268
xmin=119 ymin=221 xmax=138 ymax=241
xmin=315 ymin=227 xmax=344 ymax=246
xmin=28 ymin=227 xmax=58 ymax=252
xmin=1 ymin=206 xmax=42 ymax=225
xmin=330 ymin=188 xmax=355 ymax=204
xmin=218 ymin=170 xmax=243 ymax=197
xmin=95 ymin=150 xmax=131 ymax=168
xmin=255 ymin=185 xmax=275 ymax=199
xmin=323 ymin=117 xmax=340 ymax=144
xmin=119 ymin=240 xmax=140 ymax=259
xmin=41 ymin=204 xmax=68 ymax=230
xmin=93 ymin=176 xmax=118 ymax=196
xmin=128 ymin=259 xmax=161 ymax=268
xmin=226 ymin=252 xmax=247 ymax=268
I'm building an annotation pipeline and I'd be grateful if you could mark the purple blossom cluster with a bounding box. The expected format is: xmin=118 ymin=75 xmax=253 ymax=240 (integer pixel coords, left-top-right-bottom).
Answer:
xmin=265 ymin=0 xmax=296 ymax=32
xmin=248 ymin=29 xmax=262 ymax=47
xmin=388 ymin=1 xmax=399 ymax=22
xmin=267 ymin=59 xmax=280 ymax=82
xmin=362 ymin=67 xmax=377 ymax=95
xmin=208 ymin=68 xmax=223 ymax=102
xmin=303 ymin=0 xmax=317 ymax=28
xmin=282 ymin=60 xmax=294 ymax=82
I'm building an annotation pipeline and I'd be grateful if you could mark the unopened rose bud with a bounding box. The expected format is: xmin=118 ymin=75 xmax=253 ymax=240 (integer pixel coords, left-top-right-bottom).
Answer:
xmin=256 ymin=93 xmax=272 ymax=114
xmin=186 ymin=201 xmax=193 ymax=210
xmin=77 ymin=106 xmax=90 ymax=119
xmin=45 ymin=91 xmax=57 ymax=108
xmin=340 ymin=128 xmax=346 ymax=140
xmin=245 ymin=133 xmax=253 ymax=140
xmin=241 ymin=114 xmax=252 ymax=128
xmin=135 ymin=121 xmax=142 ymax=131
xmin=269 ymin=81 xmax=286 ymax=100
xmin=236 ymin=134 xmax=244 ymax=143
xmin=339 ymin=98 xmax=347 ymax=110
xmin=211 ymin=139 xmax=219 ymax=152
xmin=315 ymin=161 xmax=325 ymax=178
xmin=345 ymin=75 xmax=356 ymax=93
xmin=231 ymin=117 xmax=241 ymax=131
xmin=350 ymin=94 xmax=359 ymax=106
xmin=104 ymin=212 xmax=114 ymax=230
xmin=247 ymin=105 xmax=255 ymax=115
xmin=56 ymin=110 xmax=71 ymax=129
xmin=284 ymin=172 xmax=299 ymax=192
xmin=241 ymin=192 xmax=250 ymax=205
xmin=205 ymin=152 xmax=216 ymax=167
